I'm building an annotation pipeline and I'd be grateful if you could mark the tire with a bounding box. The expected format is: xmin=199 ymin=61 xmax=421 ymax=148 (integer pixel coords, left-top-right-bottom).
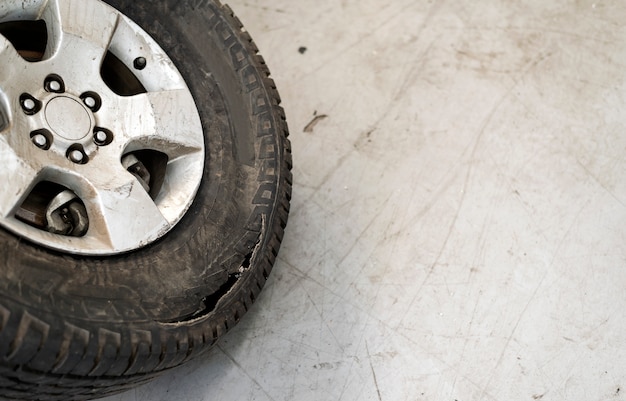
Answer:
xmin=0 ymin=0 xmax=291 ymax=400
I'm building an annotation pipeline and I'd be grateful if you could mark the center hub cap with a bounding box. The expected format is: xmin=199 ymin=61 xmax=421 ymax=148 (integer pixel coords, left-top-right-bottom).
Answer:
xmin=45 ymin=96 xmax=92 ymax=140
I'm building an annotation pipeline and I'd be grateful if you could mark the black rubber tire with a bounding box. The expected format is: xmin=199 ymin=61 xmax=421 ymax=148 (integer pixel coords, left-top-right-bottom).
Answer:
xmin=0 ymin=1 xmax=291 ymax=400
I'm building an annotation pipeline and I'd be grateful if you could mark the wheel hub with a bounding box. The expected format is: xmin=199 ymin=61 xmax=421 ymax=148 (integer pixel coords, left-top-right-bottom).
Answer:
xmin=0 ymin=0 xmax=205 ymax=255
xmin=45 ymin=96 xmax=92 ymax=141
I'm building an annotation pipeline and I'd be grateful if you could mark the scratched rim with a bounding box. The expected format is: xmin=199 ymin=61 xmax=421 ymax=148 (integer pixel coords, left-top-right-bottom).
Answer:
xmin=0 ymin=0 xmax=205 ymax=255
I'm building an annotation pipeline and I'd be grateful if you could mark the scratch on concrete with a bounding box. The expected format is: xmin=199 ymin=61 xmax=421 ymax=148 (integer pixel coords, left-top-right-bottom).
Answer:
xmin=366 ymin=341 xmax=383 ymax=401
xmin=217 ymin=345 xmax=277 ymax=401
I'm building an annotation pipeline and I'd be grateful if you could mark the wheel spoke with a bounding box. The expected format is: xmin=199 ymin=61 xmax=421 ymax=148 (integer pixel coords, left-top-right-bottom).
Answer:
xmin=0 ymin=35 xmax=26 ymax=86
xmin=41 ymin=0 xmax=119 ymax=72
xmin=86 ymin=170 xmax=169 ymax=250
xmin=113 ymin=89 xmax=204 ymax=158
xmin=0 ymin=34 xmax=18 ymax=64
xmin=0 ymin=142 xmax=40 ymax=218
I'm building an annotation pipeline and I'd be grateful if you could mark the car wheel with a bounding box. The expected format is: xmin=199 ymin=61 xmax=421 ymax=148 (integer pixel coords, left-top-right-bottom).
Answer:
xmin=0 ymin=0 xmax=291 ymax=399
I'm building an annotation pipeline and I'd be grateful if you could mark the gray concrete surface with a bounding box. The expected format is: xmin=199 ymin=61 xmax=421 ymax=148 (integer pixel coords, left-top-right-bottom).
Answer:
xmin=105 ymin=1 xmax=626 ymax=400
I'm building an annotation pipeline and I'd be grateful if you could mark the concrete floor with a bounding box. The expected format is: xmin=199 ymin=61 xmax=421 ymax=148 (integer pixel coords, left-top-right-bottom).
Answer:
xmin=105 ymin=1 xmax=626 ymax=400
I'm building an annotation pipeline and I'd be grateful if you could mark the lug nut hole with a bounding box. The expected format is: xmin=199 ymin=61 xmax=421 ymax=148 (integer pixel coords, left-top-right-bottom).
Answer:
xmin=30 ymin=129 xmax=53 ymax=150
xmin=93 ymin=128 xmax=113 ymax=146
xmin=80 ymin=92 xmax=102 ymax=112
xmin=20 ymin=94 xmax=41 ymax=115
xmin=44 ymin=74 xmax=65 ymax=93
xmin=67 ymin=145 xmax=88 ymax=164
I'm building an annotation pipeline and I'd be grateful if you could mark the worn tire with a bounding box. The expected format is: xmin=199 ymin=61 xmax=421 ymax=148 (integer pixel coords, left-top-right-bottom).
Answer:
xmin=0 ymin=0 xmax=291 ymax=400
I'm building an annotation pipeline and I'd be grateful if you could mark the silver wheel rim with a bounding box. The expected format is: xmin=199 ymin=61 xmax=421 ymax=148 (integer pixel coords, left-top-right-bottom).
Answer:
xmin=0 ymin=0 xmax=205 ymax=255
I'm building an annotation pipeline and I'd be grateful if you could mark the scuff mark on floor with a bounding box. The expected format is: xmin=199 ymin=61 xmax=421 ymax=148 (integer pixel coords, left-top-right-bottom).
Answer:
xmin=303 ymin=112 xmax=328 ymax=133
